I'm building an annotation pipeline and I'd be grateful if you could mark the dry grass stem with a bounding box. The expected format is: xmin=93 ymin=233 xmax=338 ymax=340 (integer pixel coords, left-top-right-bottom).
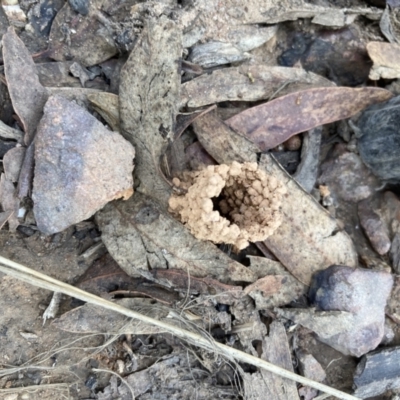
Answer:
xmin=0 ymin=255 xmax=360 ymax=400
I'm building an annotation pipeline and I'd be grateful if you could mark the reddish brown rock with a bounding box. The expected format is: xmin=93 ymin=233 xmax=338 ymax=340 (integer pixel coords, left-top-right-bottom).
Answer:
xmin=33 ymin=95 xmax=135 ymax=234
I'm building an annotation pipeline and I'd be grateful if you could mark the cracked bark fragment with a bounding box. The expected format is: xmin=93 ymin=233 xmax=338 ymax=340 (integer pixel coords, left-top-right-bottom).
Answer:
xmin=96 ymin=192 xmax=256 ymax=283
xmin=119 ymin=15 xmax=181 ymax=207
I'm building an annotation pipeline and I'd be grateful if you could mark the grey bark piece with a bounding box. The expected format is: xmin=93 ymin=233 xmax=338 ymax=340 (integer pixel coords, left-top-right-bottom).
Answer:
xmin=181 ymin=66 xmax=334 ymax=108
xmin=33 ymin=95 xmax=135 ymax=234
xmin=188 ymin=42 xmax=250 ymax=68
xmin=96 ymin=192 xmax=256 ymax=283
xmin=119 ymin=15 xmax=181 ymax=207
xmin=353 ymin=346 xmax=400 ymax=398
xmin=3 ymin=27 xmax=49 ymax=145
xmin=243 ymin=321 xmax=300 ymax=400
xmin=293 ymin=127 xmax=322 ymax=193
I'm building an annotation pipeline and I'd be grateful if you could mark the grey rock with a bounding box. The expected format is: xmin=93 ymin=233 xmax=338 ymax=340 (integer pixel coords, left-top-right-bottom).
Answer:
xmin=33 ymin=95 xmax=135 ymax=234
xmin=353 ymin=346 xmax=400 ymax=398
xmin=309 ymin=265 xmax=393 ymax=357
xmin=357 ymin=95 xmax=400 ymax=182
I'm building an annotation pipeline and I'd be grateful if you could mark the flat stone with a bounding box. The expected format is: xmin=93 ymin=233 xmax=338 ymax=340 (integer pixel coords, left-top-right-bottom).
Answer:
xmin=33 ymin=95 xmax=135 ymax=234
xmin=309 ymin=265 xmax=393 ymax=357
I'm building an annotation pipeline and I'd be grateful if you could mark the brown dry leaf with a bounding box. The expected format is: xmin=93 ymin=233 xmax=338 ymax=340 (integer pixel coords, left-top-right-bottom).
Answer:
xmin=185 ymin=141 xmax=216 ymax=170
xmin=180 ymin=65 xmax=335 ymax=108
xmin=367 ymin=41 xmax=400 ymax=80
xmin=0 ymin=173 xmax=19 ymax=231
xmin=0 ymin=210 xmax=12 ymax=230
xmin=96 ymin=192 xmax=257 ymax=283
xmin=119 ymin=15 xmax=181 ymax=205
xmin=225 ymin=87 xmax=393 ymax=151
xmin=87 ymin=92 xmax=120 ymax=131
xmin=53 ymin=298 xmax=170 ymax=335
xmin=149 ymin=268 xmax=243 ymax=304
xmin=48 ymin=1 xmax=117 ymax=66
xmin=260 ymin=154 xmax=358 ymax=285
xmin=192 ymin=110 xmax=259 ymax=164
xmin=3 ymin=27 xmax=49 ymax=145
xmin=77 ymin=254 xmax=178 ymax=305
xmin=3 ymin=146 xmax=25 ymax=183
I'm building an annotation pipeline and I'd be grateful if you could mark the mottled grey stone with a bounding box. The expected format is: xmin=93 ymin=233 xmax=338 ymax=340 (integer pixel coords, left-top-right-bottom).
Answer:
xmin=33 ymin=95 xmax=135 ymax=234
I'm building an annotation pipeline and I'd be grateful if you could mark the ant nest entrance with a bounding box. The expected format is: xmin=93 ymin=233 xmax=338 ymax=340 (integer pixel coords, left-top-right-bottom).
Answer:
xmin=168 ymin=162 xmax=287 ymax=250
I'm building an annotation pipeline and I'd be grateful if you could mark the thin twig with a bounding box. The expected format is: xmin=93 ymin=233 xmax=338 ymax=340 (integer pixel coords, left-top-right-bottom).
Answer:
xmin=0 ymin=255 xmax=360 ymax=400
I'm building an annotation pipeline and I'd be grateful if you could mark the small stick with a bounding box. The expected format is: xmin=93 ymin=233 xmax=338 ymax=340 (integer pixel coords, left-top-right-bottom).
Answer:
xmin=0 ymin=255 xmax=360 ymax=400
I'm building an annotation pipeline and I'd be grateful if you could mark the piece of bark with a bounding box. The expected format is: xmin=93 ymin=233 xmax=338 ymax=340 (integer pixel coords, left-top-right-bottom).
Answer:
xmin=119 ymin=15 xmax=181 ymax=206
xmin=242 ymin=320 xmax=300 ymax=400
xmin=3 ymin=146 xmax=25 ymax=183
xmin=353 ymin=346 xmax=400 ymax=398
xmin=367 ymin=41 xmax=400 ymax=80
xmin=3 ymin=27 xmax=49 ymax=145
xmin=16 ymin=142 xmax=34 ymax=199
xmin=261 ymin=154 xmax=358 ymax=285
xmin=192 ymin=110 xmax=259 ymax=165
xmin=53 ymin=298 xmax=170 ymax=335
xmin=225 ymin=87 xmax=393 ymax=151
xmin=246 ymin=256 xmax=307 ymax=308
xmin=96 ymin=192 xmax=256 ymax=283
xmin=33 ymin=95 xmax=135 ymax=234
xmin=180 ymin=65 xmax=334 ymax=108
xmin=293 ymin=127 xmax=322 ymax=193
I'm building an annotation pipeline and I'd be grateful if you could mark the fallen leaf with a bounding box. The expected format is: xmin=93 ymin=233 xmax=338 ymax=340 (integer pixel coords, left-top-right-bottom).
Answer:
xmin=87 ymin=92 xmax=120 ymax=131
xmin=225 ymin=87 xmax=393 ymax=151
xmin=149 ymin=268 xmax=242 ymax=304
xmin=192 ymin=110 xmax=259 ymax=164
xmin=180 ymin=65 xmax=334 ymax=108
xmin=53 ymin=298 xmax=170 ymax=334
xmin=33 ymin=95 xmax=135 ymax=234
xmin=3 ymin=27 xmax=49 ymax=145
xmin=77 ymin=254 xmax=179 ymax=305
xmin=3 ymin=146 xmax=25 ymax=182
xmin=96 ymin=192 xmax=257 ymax=283
xmin=367 ymin=41 xmax=400 ymax=80
xmin=0 ymin=173 xmax=19 ymax=231
xmin=119 ymin=15 xmax=181 ymax=205
xmin=261 ymin=154 xmax=358 ymax=285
